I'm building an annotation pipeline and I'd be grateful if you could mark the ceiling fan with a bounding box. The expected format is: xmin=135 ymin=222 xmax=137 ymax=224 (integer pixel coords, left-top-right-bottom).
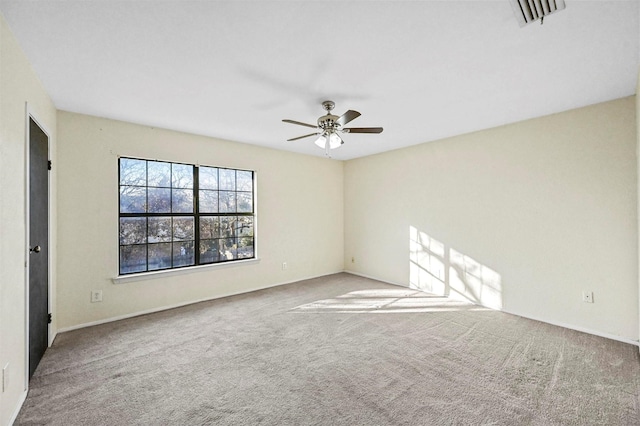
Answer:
xmin=283 ymin=100 xmax=383 ymax=156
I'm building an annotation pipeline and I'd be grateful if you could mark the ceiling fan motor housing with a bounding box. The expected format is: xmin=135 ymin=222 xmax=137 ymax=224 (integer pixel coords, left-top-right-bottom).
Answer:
xmin=318 ymin=114 xmax=339 ymax=130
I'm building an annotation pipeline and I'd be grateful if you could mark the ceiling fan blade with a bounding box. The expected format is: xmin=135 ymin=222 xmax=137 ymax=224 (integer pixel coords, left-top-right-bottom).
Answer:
xmin=282 ymin=119 xmax=317 ymax=129
xmin=343 ymin=127 xmax=384 ymax=134
xmin=335 ymin=110 xmax=361 ymax=127
xmin=287 ymin=132 xmax=318 ymax=141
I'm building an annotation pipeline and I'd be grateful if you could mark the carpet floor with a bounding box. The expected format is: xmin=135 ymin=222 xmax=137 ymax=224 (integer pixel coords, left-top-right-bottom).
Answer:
xmin=16 ymin=273 xmax=640 ymax=425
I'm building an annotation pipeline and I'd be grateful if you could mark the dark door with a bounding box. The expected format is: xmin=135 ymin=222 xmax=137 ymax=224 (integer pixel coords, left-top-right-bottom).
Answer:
xmin=28 ymin=117 xmax=49 ymax=379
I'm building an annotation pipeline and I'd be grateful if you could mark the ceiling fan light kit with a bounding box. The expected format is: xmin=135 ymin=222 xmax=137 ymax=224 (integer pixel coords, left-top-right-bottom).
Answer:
xmin=283 ymin=100 xmax=383 ymax=157
xmin=314 ymin=132 xmax=342 ymax=150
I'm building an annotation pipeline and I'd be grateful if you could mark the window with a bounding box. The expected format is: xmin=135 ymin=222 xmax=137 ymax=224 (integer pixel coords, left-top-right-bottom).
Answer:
xmin=119 ymin=157 xmax=255 ymax=275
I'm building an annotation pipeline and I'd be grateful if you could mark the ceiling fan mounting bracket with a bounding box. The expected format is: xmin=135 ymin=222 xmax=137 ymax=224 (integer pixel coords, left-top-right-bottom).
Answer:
xmin=322 ymin=100 xmax=335 ymax=113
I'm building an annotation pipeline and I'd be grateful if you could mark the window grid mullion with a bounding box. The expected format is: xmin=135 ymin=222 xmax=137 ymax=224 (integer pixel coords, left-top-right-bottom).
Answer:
xmin=194 ymin=165 xmax=200 ymax=266
xmin=146 ymin=161 xmax=150 ymax=272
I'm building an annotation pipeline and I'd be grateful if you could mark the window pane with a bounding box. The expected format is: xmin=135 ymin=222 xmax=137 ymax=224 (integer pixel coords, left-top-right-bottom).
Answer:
xmin=200 ymin=217 xmax=219 ymax=239
xmin=237 ymin=192 xmax=253 ymax=213
xmin=120 ymin=158 xmax=146 ymax=186
xmin=238 ymin=237 xmax=254 ymax=259
xmin=173 ymin=217 xmax=194 ymax=241
xmin=120 ymin=186 xmax=146 ymax=213
xmin=172 ymin=189 xmax=193 ymax=213
xmin=120 ymin=217 xmax=147 ymax=245
xmin=237 ymin=171 xmax=252 ymax=191
xmin=236 ymin=216 xmax=253 ymax=237
xmin=148 ymin=187 xmax=171 ymax=213
xmin=199 ymin=167 xmax=218 ymax=190
xmin=219 ymin=238 xmax=237 ymax=260
xmin=219 ymin=191 xmax=236 ymax=213
xmin=172 ymin=164 xmax=193 ymax=189
xmin=148 ymin=243 xmax=172 ymax=270
xmin=148 ymin=161 xmax=171 ymax=187
xmin=199 ymin=190 xmax=218 ymax=213
xmin=219 ymin=216 xmax=235 ymax=238
xmin=219 ymin=169 xmax=236 ymax=190
xmin=173 ymin=241 xmax=194 ymax=267
xmin=148 ymin=217 xmax=172 ymax=243
xmin=120 ymin=245 xmax=146 ymax=274
xmin=200 ymin=239 xmax=219 ymax=263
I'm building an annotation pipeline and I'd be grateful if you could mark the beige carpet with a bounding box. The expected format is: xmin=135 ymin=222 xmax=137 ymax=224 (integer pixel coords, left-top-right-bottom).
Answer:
xmin=16 ymin=273 xmax=640 ymax=425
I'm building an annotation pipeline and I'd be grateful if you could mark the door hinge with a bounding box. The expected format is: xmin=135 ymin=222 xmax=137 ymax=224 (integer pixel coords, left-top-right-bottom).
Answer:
xmin=47 ymin=160 xmax=52 ymax=171
xmin=48 ymin=313 xmax=52 ymax=324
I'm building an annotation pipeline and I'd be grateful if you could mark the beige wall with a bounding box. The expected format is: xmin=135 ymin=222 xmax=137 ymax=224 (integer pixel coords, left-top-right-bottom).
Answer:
xmin=345 ymin=97 xmax=638 ymax=343
xmin=55 ymin=111 xmax=344 ymax=330
xmin=0 ymin=13 xmax=57 ymax=426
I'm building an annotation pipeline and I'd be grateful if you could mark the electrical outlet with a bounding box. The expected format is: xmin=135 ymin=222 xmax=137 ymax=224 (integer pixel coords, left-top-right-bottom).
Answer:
xmin=91 ymin=290 xmax=103 ymax=303
xmin=2 ymin=363 xmax=8 ymax=393
xmin=282 ymin=262 xmax=287 ymax=270
xmin=582 ymin=291 xmax=594 ymax=303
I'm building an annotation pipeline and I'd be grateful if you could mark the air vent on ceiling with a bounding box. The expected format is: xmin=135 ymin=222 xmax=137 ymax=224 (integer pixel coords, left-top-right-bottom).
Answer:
xmin=510 ymin=0 xmax=566 ymax=27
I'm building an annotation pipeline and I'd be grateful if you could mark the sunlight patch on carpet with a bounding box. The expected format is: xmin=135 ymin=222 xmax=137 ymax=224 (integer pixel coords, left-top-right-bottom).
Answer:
xmin=290 ymin=288 xmax=491 ymax=313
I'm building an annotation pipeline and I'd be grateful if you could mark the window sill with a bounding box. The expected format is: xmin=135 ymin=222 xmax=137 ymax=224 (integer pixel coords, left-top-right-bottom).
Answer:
xmin=112 ymin=258 xmax=261 ymax=284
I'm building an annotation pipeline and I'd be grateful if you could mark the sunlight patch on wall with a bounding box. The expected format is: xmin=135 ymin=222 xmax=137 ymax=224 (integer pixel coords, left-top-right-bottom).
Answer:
xmin=409 ymin=226 xmax=503 ymax=310
xmin=449 ymin=248 xmax=502 ymax=310
xmin=410 ymin=227 xmax=446 ymax=294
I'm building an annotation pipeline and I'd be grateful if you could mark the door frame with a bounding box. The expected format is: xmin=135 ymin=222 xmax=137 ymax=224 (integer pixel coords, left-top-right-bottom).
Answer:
xmin=24 ymin=104 xmax=53 ymax=391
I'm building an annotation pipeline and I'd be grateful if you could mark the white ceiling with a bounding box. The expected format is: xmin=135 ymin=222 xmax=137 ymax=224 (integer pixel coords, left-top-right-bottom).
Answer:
xmin=1 ymin=1 xmax=638 ymax=160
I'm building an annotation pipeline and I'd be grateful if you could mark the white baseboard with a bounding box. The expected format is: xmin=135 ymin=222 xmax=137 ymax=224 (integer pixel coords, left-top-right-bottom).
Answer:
xmin=343 ymin=270 xmax=408 ymax=288
xmin=49 ymin=330 xmax=57 ymax=347
xmin=500 ymin=309 xmax=639 ymax=347
xmin=343 ymin=270 xmax=640 ymax=348
xmin=8 ymin=389 xmax=28 ymax=426
xmin=57 ymin=272 xmax=341 ymax=333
